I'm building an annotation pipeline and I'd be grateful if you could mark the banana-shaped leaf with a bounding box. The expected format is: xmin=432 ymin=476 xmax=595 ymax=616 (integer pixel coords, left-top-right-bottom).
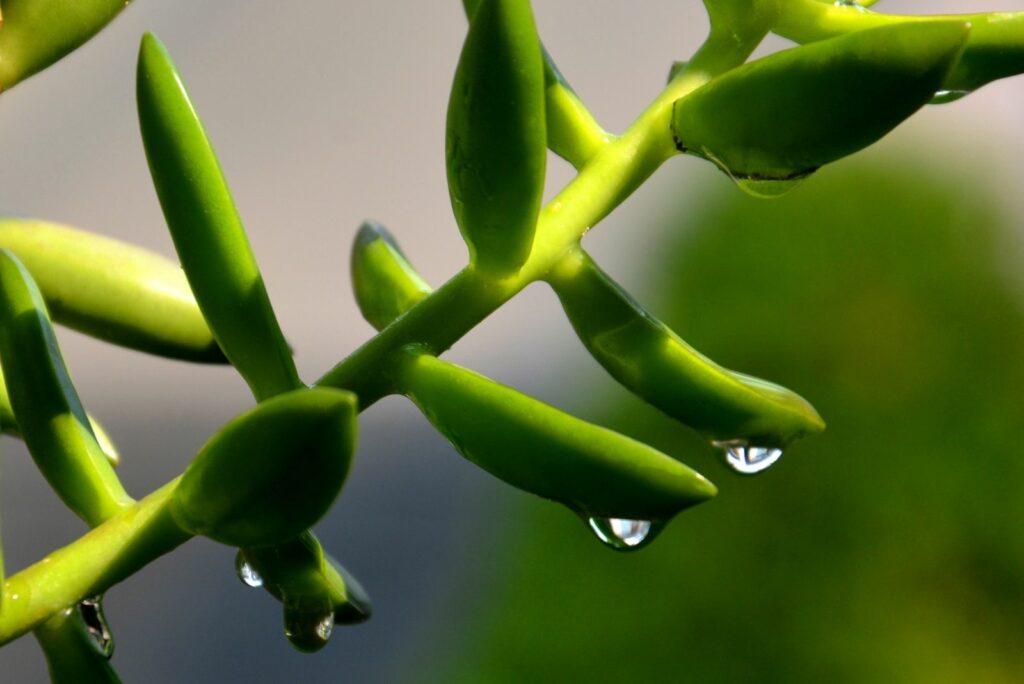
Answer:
xmin=171 ymin=388 xmax=357 ymax=548
xmin=0 ymin=218 xmax=224 ymax=363
xmin=238 ymin=531 xmax=370 ymax=652
xmin=549 ymin=249 xmax=824 ymax=450
xmin=462 ymin=0 xmax=609 ymax=168
xmin=399 ymin=352 xmax=716 ymax=525
xmin=0 ymin=250 xmax=131 ymax=527
xmin=0 ymin=0 xmax=130 ymax=92
xmin=350 ymin=222 xmax=431 ymax=330
xmin=137 ymin=33 xmax=301 ymax=401
xmin=0 ymin=363 xmax=120 ymax=466
xmin=34 ymin=605 xmax=121 ymax=684
xmin=775 ymin=3 xmax=1023 ymax=97
xmin=447 ymin=0 xmax=546 ymax=274
xmin=672 ymin=21 xmax=969 ymax=183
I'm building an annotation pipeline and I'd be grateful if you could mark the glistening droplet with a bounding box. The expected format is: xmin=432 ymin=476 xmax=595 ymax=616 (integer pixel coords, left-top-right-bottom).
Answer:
xmin=929 ymin=89 xmax=970 ymax=105
xmin=78 ymin=596 xmax=114 ymax=659
xmin=712 ymin=440 xmax=783 ymax=475
xmin=834 ymin=0 xmax=866 ymax=10
xmin=587 ymin=517 xmax=653 ymax=551
xmin=284 ymin=598 xmax=335 ymax=653
xmin=234 ymin=552 xmax=264 ymax=588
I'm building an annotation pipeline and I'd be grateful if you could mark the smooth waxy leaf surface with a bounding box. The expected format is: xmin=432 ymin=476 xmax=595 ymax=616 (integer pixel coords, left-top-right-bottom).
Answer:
xmin=172 ymin=388 xmax=356 ymax=548
xmin=0 ymin=0 xmax=130 ymax=92
xmin=350 ymin=222 xmax=431 ymax=331
xmin=549 ymin=249 xmax=823 ymax=447
xmin=0 ymin=250 xmax=131 ymax=527
xmin=400 ymin=352 xmax=716 ymax=521
xmin=137 ymin=33 xmax=301 ymax=401
xmin=672 ymin=21 xmax=970 ymax=181
xmin=0 ymin=219 xmax=223 ymax=363
xmin=447 ymin=0 xmax=546 ymax=274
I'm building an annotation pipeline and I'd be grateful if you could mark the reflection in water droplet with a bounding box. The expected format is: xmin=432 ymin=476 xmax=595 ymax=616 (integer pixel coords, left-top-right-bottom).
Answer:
xmin=834 ymin=0 xmax=866 ymax=10
xmin=930 ymin=89 xmax=970 ymax=105
xmin=78 ymin=596 xmax=114 ymax=659
xmin=234 ymin=552 xmax=264 ymax=588
xmin=587 ymin=517 xmax=653 ymax=551
xmin=712 ymin=440 xmax=784 ymax=475
xmin=284 ymin=600 xmax=335 ymax=653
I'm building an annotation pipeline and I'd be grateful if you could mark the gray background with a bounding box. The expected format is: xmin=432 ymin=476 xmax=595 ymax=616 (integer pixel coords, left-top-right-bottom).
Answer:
xmin=1 ymin=1 xmax=1022 ymax=681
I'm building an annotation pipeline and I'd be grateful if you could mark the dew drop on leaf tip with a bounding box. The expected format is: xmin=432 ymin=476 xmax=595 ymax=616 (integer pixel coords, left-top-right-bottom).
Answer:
xmin=235 ymin=553 xmax=264 ymax=588
xmin=587 ymin=517 xmax=654 ymax=551
xmin=734 ymin=176 xmax=809 ymax=199
xmin=712 ymin=440 xmax=784 ymax=475
xmin=285 ymin=610 xmax=335 ymax=652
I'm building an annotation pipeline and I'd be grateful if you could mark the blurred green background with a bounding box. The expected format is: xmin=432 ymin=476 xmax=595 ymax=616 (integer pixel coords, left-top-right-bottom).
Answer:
xmin=432 ymin=158 xmax=1024 ymax=683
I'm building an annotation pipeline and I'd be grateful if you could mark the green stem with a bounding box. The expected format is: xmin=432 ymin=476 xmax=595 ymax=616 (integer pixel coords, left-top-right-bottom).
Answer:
xmin=0 ymin=480 xmax=191 ymax=646
xmin=0 ymin=26 xmax=754 ymax=648
xmin=316 ymin=34 xmax=748 ymax=403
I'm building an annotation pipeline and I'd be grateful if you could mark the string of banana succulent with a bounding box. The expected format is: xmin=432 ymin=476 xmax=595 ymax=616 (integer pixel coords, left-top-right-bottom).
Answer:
xmin=0 ymin=0 xmax=1021 ymax=679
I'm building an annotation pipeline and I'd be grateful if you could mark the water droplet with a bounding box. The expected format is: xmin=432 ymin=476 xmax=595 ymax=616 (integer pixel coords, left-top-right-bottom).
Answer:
xmin=929 ymin=89 xmax=970 ymax=105
xmin=833 ymin=0 xmax=866 ymax=10
xmin=698 ymin=147 xmax=814 ymax=199
xmin=284 ymin=598 xmax=335 ymax=653
xmin=587 ymin=517 xmax=654 ymax=551
xmin=234 ymin=552 xmax=263 ymax=588
xmin=78 ymin=596 xmax=114 ymax=659
xmin=734 ymin=177 xmax=810 ymax=199
xmin=712 ymin=440 xmax=783 ymax=475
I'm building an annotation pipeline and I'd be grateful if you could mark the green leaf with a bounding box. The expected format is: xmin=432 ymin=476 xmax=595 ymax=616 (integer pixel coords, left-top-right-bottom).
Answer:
xmin=942 ymin=12 xmax=1024 ymax=95
xmin=171 ymin=388 xmax=357 ymax=548
xmin=671 ymin=21 xmax=970 ymax=182
xmin=549 ymin=249 xmax=824 ymax=449
xmin=0 ymin=0 xmax=130 ymax=92
xmin=0 ymin=218 xmax=224 ymax=363
xmin=773 ymin=4 xmax=1024 ymax=97
xmin=447 ymin=0 xmax=547 ymax=274
xmin=0 ymin=250 xmax=131 ymax=527
xmin=34 ymin=605 xmax=122 ymax=684
xmin=350 ymin=222 xmax=431 ymax=331
xmin=399 ymin=352 xmax=716 ymax=523
xmin=136 ymin=33 xmax=301 ymax=402
xmin=462 ymin=0 xmax=609 ymax=168
xmin=0 ymin=362 xmax=120 ymax=466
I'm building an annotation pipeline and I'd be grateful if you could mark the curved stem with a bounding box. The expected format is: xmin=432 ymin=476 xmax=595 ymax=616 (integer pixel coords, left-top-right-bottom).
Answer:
xmin=317 ymin=31 xmax=748 ymax=404
xmin=0 ymin=24 xmax=755 ymax=646
xmin=0 ymin=480 xmax=191 ymax=646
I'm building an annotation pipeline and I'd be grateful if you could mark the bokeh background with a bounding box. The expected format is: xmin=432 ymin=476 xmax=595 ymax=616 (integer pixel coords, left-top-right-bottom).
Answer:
xmin=1 ymin=1 xmax=1022 ymax=682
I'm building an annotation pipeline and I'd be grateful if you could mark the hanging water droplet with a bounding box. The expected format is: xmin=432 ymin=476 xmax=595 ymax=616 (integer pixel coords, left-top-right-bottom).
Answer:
xmin=929 ymin=89 xmax=970 ymax=105
xmin=587 ymin=517 xmax=653 ymax=551
xmin=734 ymin=176 xmax=810 ymax=199
xmin=698 ymin=147 xmax=814 ymax=199
xmin=234 ymin=552 xmax=264 ymax=588
xmin=284 ymin=598 xmax=335 ymax=653
xmin=78 ymin=596 xmax=114 ymax=659
xmin=712 ymin=440 xmax=784 ymax=475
